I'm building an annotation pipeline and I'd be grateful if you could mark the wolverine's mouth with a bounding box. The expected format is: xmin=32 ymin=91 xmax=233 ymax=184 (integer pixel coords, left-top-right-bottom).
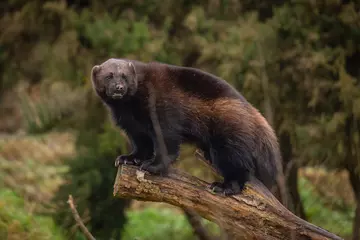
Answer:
xmin=108 ymin=83 xmax=127 ymax=99
xmin=112 ymin=93 xmax=124 ymax=99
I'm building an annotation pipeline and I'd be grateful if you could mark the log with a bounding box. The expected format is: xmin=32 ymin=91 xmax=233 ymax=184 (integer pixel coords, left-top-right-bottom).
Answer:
xmin=113 ymin=164 xmax=343 ymax=240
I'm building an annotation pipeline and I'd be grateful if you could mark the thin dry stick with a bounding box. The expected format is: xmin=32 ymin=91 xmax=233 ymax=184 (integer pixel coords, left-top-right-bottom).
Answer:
xmin=147 ymin=84 xmax=216 ymax=240
xmin=67 ymin=195 xmax=96 ymax=240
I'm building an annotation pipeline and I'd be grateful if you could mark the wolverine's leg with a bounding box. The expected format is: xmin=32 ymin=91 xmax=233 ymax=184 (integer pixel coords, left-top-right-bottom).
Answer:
xmin=140 ymin=137 xmax=180 ymax=175
xmin=208 ymin=137 xmax=254 ymax=196
xmin=115 ymin=134 xmax=154 ymax=167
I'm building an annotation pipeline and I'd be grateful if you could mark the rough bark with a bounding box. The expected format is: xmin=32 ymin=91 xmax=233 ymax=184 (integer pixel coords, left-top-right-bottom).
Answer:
xmin=113 ymin=164 xmax=343 ymax=240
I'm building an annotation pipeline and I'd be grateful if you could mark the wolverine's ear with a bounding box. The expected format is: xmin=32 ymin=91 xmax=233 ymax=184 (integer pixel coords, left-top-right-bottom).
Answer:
xmin=91 ymin=65 xmax=101 ymax=77
xmin=128 ymin=62 xmax=136 ymax=75
xmin=127 ymin=61 xmax=138 ymax=95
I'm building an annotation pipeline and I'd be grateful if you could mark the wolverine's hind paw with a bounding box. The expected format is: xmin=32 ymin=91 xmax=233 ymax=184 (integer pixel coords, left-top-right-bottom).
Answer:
xmin=209 ymin=181 xmax=225 ymax=193
xmin=209 ymin=181 xmax=244 ymax=196
xmin=115 ymin=155 xmax=141 ymax=167
xmin=139 ymin=160 xmax=167 ymax=176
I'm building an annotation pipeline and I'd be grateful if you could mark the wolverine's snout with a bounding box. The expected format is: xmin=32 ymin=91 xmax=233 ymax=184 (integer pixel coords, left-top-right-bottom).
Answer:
xmin=107 ymin=81 xmax=127 ymax=99
xmin=113 ymin=83 xmax=126 ymax=97
xmin=115 ymin=84 xmax=125 ymax=92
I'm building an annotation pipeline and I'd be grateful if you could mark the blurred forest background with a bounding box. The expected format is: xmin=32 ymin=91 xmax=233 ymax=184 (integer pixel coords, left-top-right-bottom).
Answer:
xmin=0 ymin=0 xmax=359 ymax=239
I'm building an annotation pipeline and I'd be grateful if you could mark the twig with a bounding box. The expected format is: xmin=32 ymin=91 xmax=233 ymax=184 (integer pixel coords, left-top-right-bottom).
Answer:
xmin=67 ymin=195 xmax=96 ymax=240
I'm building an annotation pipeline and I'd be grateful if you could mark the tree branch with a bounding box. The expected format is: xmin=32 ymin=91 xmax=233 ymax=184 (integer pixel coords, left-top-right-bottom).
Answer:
xmin=67 ymin=195 xmax=96 ymax=240
xmin=113 ymin=164 xmax=343 ymax=240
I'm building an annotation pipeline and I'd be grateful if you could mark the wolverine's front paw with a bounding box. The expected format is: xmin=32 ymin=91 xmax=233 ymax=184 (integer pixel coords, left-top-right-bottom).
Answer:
xmin=115 ymin=155 xmax=142 ymax=167
xmin=139 ymin=160 xmax=167 ymax=175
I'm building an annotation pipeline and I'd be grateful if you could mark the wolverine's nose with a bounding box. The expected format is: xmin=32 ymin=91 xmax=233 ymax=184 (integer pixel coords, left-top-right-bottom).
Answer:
xmin=115 ymin=84 xmax=124 ymax=91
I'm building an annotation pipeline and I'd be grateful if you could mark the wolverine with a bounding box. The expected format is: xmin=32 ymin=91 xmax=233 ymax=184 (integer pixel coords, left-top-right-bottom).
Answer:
xmin=91 ymin=58 xmax=280 ymax=195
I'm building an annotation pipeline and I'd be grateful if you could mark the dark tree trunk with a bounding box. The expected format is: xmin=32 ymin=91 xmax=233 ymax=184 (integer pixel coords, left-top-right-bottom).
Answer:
xmin=287 ymin=161 xmax=307 ymax=220
xmin=348 ymin=168 xmax=360 ymax=240
xmin=280 ymin=131 xmax=307 ymax=220
xmin=344 ymin=116 xmax=360 ymax=240
xmin=183 ymin=209 xmax=217 ymax=240
xmin=353 ymin=202 xmax=360 ymax=240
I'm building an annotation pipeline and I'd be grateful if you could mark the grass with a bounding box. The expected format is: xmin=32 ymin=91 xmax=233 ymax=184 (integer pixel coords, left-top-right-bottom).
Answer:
xmin=18 ymin=82 xmax=86 ymax=134
xmin=121 ymin=207 xmax=220 ymax=240
xmin=0 ymin=133 xmax=74 ymax=240
xmin=0 ymin=133 xmax=74 ymax=211
xmin=299 ymin=176 xmax=354 ymax=237
xmin=0 ymin=188 xmax=65 ymax=240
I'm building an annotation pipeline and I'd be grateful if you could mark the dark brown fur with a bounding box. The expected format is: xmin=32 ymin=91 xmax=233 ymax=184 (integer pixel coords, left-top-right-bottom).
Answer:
xmin=91 ymin=58 xmax=280 ymax=195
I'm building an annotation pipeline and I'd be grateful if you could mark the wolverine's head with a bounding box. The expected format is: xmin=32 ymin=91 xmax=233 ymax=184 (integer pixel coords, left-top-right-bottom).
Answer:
xmin=91 ymin=58 xmax=138 ymax=100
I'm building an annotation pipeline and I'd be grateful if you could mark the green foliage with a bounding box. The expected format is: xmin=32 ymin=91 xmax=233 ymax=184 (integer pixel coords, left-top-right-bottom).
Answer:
xmin=0 ymin=188 xmax=65 ymax=240
xmin=81 ymin=14 xmax=151 ymax=56
xmin=0 ymin=156 xmax=69 ymax=209
xmin=299 ymin=177 xmax=354 ymax=237
xmin=269 ymin=2 xmax=360 ymax=172
xmin=53 ymin=149 xmax=131 ymax=240
xmin=98 ymin=121 xmax=128 ymax=156
xmin=19 ymin=82 xmax=86 ymax=134
xmin=121 ymin=207 xmax=219 ymax=240
xmin=180 ymin=0 xmax=360 ymax=174
xmin=53 ymin=92 xmax=131 ymax=240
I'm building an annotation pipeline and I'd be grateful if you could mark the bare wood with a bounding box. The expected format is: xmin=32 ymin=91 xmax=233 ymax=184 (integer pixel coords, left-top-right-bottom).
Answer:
xmin=67 ymin=195 xmax=96 ymax=240
xmin=113 ymin=164 xmax=343 ymax=240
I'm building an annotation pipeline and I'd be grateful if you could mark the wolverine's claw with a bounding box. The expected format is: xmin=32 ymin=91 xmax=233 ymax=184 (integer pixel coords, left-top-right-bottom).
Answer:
xmin=115 ymin=154 xmax=143 ymax=167
xmin=115 ymin=159 xmax=120 ymax=167
xmin=209 ymin=181 xmax=224 ymax=191
xmin=134 ymin=158 xmax=141 ymax=165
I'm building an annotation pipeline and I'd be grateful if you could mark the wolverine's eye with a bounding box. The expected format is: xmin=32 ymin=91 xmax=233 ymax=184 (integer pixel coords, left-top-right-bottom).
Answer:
xmin=122 ymin=73 xmax=128 ymax=82
xmin=105 ymin=73 xmax=113 ymax=81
